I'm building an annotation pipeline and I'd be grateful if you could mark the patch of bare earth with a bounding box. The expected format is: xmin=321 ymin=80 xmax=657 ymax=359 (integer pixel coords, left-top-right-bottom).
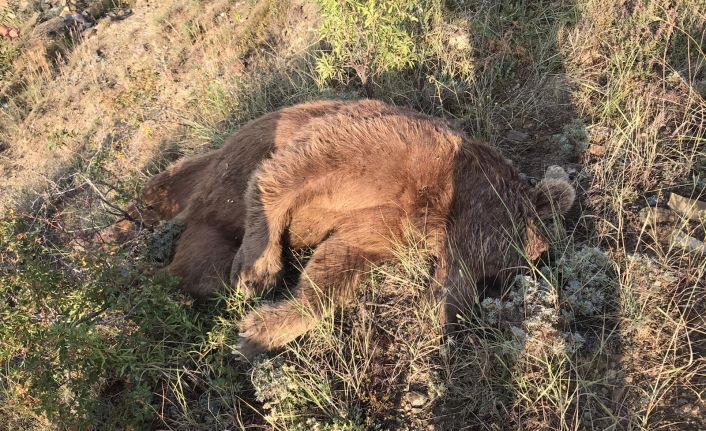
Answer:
xmin=0 ymin=0 xmax=318 ymax=212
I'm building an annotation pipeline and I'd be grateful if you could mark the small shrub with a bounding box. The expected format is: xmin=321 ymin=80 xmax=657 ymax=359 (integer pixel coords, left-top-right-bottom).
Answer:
xmin=252 ymin=357 xmax=368 ymax=430
xmin=0 ymin=210 xmax=242 ymax=429
xmin=46 ymin=129 xmax=78 ymax=151
xmin=556 ymin=246 xmax=615 ymax=319
xmin=0 ymin=42 xmax=18 ymax=79
xmin=552 ymin=119 xmax=588 ymax=157
xmin=315 ymin=0 xmax=437 ymax=86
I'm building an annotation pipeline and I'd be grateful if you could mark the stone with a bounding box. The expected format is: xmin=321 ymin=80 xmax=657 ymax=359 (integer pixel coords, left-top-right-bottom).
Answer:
xmin=587 ymin=143 xmax=606 ymax=156
xmin=668 ymin=193 xmax=706 ymax=222
xmin=638 ymin=207 xmax=680 ymax=224
xmin=672 ymin=230 xmax=706 ymax=254
xmin=406 ymin=391 xmax=428 ymax=408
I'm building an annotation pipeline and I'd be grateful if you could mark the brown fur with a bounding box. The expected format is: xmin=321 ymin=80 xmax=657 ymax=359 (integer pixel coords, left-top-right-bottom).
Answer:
xmin=138 ymin=100 xmax=575 ymax=359
xmin=138 ymin=100 xmax=377 ymax=296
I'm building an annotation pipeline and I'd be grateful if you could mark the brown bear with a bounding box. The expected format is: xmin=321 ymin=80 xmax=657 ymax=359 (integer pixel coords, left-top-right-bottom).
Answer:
xmin=137 ymin=100 xmax=381 ymax=297
xmin=138 ymin=99 xmax=575 ymax=360
xmin=137 ymin=99 xmax=440 ymax=298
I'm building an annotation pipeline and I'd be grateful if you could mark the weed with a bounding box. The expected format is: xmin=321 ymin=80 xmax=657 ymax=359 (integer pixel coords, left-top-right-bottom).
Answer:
xmin=0 ymin=42 xmax=18 ymax=79
xmin=46 ymin=129 xmax=78 ymax=151
xmin=552 ymin=119 xmax=588 ymax=157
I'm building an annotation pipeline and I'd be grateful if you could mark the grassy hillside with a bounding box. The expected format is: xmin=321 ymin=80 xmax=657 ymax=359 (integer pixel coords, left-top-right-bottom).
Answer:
xmin=1 ymin=0 xmax=705 ymax=429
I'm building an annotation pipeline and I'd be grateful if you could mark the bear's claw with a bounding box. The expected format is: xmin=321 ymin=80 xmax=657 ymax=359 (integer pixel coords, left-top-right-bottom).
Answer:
xmin=236 ymin=311 xmax=271 ymax=361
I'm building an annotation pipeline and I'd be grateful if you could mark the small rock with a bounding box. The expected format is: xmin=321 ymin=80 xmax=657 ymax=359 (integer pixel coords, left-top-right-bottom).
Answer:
xmin=668 ymin=193 xmax=706 ymax=222
xmin=589 ymin=126 xmax=611 ymax=144
xmin=645 ymin=195 xmax=659 ymax=207
xmin=0 ymin=25 xmax=20 ymax=39
xmin=672 ymin=230 xmax=706 ymax=254
xmin=406 ymin=391 xmax=428 ymax=408
xmin=638 ymin=207 xmax=679 ymax=224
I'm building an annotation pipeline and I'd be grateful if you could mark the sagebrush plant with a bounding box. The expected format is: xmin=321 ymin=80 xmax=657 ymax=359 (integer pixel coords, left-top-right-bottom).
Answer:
xmin=0 ymin=210 xmax=252 ymax=430
xmin=552 ymin=119 xmax=588 ymax=156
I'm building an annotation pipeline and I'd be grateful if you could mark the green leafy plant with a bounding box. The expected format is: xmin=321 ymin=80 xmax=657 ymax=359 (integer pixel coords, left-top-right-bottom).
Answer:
xmin=0 ymin=42 xmax=18 ymax=79
xmin=46 ymin=129 xmax=78 ymax=151
xmin=315 ymin=0 xmax=437 ymax=86
xmin=0 ymin=211 xmax=246 ymax=429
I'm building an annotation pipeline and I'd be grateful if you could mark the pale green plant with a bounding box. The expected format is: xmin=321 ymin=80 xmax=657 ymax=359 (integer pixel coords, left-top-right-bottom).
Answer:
xmin=315 ymin=0 xmax=437 ymax=86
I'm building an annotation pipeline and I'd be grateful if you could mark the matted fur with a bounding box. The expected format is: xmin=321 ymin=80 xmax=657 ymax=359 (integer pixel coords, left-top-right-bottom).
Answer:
xmin=137 ymin=99 xmax=575 ymax=359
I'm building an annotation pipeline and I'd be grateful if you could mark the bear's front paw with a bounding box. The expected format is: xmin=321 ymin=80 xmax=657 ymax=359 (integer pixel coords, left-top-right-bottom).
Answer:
xmin=236 ymin=311 xmax=272 ymax=362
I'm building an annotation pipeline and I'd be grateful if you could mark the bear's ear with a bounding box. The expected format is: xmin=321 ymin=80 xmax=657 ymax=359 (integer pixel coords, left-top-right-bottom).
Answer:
xmin=532 ymin=178 xmax=575 ymax=220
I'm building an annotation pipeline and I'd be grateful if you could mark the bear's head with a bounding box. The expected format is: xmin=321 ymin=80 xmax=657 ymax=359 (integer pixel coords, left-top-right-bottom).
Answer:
xmin=442 ymin=165 xmax=575 ymax=322
xmin=442 ymin=163 xmax=575 ymax=307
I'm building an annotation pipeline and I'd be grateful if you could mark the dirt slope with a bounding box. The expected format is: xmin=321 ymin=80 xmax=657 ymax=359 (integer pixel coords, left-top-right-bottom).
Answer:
xmin=0 ymin=0 xmax=317 ymax=211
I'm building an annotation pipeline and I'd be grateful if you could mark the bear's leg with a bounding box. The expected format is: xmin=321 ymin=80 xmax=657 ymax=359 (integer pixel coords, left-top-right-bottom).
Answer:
xmin=231 ymin=153 xmax=318 ymax=297
xmin=166 ymin=223 xmax=240 ymax=299
xmin=237 ymin=235 xmax=387 ymax=360
xmin=230 ymin=185 xmax=285 ymax=298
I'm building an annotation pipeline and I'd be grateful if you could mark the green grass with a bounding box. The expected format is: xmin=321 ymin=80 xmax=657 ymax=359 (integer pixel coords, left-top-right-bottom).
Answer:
xmin=1 ymin=0 xmax=705 ymax=429
xmin=0 ymin=210 xmax=253 ymax=429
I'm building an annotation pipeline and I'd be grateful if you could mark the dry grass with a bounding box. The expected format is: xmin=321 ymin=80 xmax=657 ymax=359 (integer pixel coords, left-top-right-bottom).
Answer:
xmin=1 ymin=0 xmax=705 ymax=429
